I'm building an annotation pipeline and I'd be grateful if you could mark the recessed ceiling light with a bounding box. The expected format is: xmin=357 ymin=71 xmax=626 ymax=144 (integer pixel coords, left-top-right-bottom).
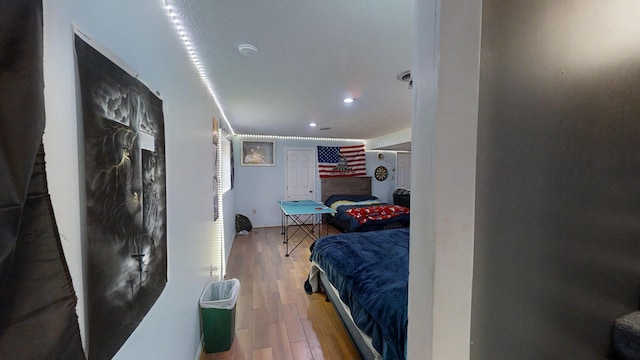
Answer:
xmin=343 ymin=97 xmax=354 ymax=103
xmin=309 ymin=122 xmax=317 ymax=127
xmin=238 ymin=43 xmax=258 ymax=56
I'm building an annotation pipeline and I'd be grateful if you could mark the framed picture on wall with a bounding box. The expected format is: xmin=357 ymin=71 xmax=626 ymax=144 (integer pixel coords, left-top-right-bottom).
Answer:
xmin=241 ymin=140 xmax=275 ymax=166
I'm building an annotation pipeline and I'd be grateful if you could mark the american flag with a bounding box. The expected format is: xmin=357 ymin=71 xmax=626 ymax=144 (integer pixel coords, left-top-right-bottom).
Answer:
xmin=317 ymin=144 xmax=367 ymax=178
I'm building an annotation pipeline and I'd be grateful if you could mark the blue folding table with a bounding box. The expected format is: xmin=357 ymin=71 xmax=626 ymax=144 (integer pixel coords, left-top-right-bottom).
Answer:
xmin=277 ymin=200 xmax=336 ymax=256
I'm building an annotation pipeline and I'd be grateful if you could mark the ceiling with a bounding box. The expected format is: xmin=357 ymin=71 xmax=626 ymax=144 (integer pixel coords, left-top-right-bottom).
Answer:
xmin=171 ymin=0 xmax=414 ymax=141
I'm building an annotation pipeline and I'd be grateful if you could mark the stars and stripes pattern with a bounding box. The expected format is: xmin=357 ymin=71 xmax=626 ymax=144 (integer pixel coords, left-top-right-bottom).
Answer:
xmin=317 ymin=144 xmax=366 ymax=178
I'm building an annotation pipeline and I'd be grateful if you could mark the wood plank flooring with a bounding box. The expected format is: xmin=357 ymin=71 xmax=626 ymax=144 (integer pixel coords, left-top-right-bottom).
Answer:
xmin=201 ymin=225 xmax=360 ymax=360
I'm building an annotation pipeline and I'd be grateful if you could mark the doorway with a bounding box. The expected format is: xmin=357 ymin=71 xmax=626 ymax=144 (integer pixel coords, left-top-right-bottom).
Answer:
xmin=285 ymin=148 xmax=316 ymax=201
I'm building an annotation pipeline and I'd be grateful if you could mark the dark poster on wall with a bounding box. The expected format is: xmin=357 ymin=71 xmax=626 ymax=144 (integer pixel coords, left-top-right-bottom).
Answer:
xmin=74 ymin=34 xmax=167 ymax=360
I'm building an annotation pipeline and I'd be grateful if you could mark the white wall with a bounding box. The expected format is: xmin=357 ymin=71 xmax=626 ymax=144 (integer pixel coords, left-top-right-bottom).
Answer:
xmin=42 ymin=0 xmax=228 ymax=358
xmin=408 ymin=0 xmax=482 ymax=359
xmin=368 ymin=151 xmax=398 ymax=203
xmin=367 ymin=127 xmax=411 ymax=150
xmin=222 ymin=190 xmax=236 ymax=270
xmin=232 ymin=136 xmax=399 ymax=228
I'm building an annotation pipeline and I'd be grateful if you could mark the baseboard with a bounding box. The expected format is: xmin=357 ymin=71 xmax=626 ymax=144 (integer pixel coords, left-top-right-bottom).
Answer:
xmin=195 ymin=334 xmax=204 ymax=360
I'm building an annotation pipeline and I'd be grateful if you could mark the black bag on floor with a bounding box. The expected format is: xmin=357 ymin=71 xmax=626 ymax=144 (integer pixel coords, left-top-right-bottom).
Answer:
xmin=235 ymin=214 xmax=253 ymax=232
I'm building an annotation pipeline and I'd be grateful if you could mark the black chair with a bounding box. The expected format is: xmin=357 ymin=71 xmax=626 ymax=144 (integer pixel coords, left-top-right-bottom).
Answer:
xmin=393 ymin=188 xmax=410 ymax=208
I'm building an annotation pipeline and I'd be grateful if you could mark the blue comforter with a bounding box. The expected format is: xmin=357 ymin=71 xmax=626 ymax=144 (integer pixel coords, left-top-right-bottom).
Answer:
xmin=310 ymin=228 xmax=409 ymax=360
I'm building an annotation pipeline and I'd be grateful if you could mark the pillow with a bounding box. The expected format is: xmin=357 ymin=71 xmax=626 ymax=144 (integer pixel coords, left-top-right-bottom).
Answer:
xmin=325 ymin=194 xmax=379 ymax=207
xmin=329 ymin=199 xmax=382 ymax=211
xmin=329 ymin=200 xmax=355 ymax=211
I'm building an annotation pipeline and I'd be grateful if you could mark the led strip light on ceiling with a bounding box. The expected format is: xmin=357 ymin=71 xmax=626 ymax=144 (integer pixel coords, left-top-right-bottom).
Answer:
xmin=237 ymin=134 xmax=365 ymax=142
xmin=162 ymin=0 xmax=235 ymax=135
xmin=161 ymin=2 xmax=406 ymax=152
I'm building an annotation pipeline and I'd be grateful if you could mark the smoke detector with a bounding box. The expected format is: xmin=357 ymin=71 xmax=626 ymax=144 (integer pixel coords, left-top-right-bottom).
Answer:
xmin=238 ymin=43 xmax=258 ymax=56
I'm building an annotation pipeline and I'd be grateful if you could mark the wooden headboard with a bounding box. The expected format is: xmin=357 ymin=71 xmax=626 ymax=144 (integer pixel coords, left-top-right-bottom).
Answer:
xmin=321 ymin=176 xmax=372 ymax=203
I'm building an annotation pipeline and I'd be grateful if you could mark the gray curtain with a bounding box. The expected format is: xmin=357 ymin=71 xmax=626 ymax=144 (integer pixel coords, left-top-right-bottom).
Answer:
xmin=0 ymin=0 xmax=85 ymax=358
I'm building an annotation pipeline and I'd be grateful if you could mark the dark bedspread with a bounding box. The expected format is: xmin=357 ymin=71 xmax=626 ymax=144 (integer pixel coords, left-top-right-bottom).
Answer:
xmin=310 ymin=228 xmax=409 ymax=360
xmin=325 ymin=195 xmax=410 ymax=232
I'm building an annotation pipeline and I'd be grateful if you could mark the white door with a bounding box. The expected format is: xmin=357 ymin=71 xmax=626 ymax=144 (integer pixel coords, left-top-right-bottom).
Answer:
xmin=285 ymin=148 xmax=316 ymax=200
xmin=397 ymin=152 xmax=411 ymax=189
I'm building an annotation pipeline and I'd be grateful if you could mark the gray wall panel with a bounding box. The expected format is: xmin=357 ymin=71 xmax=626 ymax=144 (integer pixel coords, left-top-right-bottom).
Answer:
xmin=471 ymin=1 xmax=640 ymax=358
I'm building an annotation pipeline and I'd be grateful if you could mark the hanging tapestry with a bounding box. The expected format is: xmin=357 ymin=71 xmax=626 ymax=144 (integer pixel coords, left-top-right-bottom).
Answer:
xmin=0 ymin=1 xmax=84 ymax=358
xmin=317 ymin=144 xmax=367 ymax=178
xmin=74 ymin=33 xmax=167 ymax=360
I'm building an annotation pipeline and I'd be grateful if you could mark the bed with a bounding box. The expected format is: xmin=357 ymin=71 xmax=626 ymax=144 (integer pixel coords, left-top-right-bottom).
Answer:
xmin=305 ymin=228 xmax=409 ymax=360
xmin=321 ymin=177 xmax=410 ymax=232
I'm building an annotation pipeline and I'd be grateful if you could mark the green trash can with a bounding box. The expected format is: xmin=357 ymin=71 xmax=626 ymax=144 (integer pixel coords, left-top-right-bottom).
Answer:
xmin=199 ymin=278 xmax=240 ymax=353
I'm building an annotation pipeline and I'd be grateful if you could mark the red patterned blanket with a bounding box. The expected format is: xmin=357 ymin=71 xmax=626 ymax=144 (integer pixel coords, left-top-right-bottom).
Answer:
xmin=345 ymin=205 xmax=410 ymax=225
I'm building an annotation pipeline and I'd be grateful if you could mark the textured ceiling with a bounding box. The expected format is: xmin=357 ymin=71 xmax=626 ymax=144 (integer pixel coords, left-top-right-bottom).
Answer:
xmin=172 ymin=0 xmax=414 ymax=140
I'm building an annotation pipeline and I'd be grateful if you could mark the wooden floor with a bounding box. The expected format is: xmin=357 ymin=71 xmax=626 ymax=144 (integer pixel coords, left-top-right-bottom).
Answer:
xmin=201 ymin=225 xmax=360 ymax=360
